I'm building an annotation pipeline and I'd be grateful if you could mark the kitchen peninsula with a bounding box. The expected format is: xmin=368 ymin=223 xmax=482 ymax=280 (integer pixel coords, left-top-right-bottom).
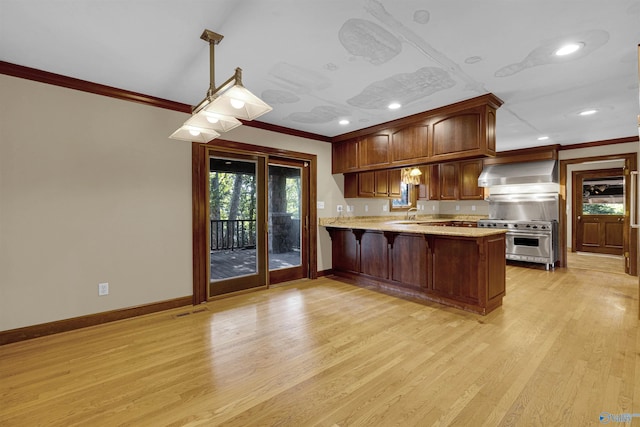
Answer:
xmin=323 ymin=218 xmax=507 ymax=315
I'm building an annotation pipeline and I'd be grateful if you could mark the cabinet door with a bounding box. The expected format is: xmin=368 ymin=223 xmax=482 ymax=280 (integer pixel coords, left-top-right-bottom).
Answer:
xmin=358 ymin=134 xmax=390 ymax=168
xmin=429 ymin=165 xmax=440 ymax=200
xmin=459 ymin=159 xmax=484 ymax=200
xmin=343 ymin=173 xmax=358 ymax=198
xmin=332 ymin=139 xmax=358 ymax=174
xmin=358 ymin=171 xmax=375 ymax=197
xmin=388 ymin=169 xmax=402 ymax=199
xmin=439 ymin=163 xmax=459 ymax=200
xmin=374 ymin=170 xmax=389 ymax=197
xmin=391 ymin=125 xmax=429 ymax=164
xmin=430 ymin=111 xmax=481 ymax=160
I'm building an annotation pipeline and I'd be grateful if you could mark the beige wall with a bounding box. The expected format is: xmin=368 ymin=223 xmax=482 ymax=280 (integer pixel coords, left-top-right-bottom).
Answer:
xmin=0 ymin=75 xmax=341 ymax=331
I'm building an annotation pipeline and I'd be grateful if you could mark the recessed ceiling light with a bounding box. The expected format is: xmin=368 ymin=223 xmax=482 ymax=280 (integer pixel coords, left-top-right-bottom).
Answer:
xmin=339 ymin=119 xmax=350 ymax=125
xmin=388 ymin=103 xmax=401 ymax=110
xmin=579 ymin=109 xmax=598 ymax=116
xmin=555 ymin=42 xmax=584 ymax=56
xmin=537 ymin=136 xmax=549 ymax=141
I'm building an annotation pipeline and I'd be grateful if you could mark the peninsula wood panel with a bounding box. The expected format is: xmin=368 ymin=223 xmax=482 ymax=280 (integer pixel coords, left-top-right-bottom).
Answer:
xmin=329 ymin=229 xmax=359 ymax=273
xmin=327 ymin=227 xmax=506 ymax=314
xmin=359 ymin=231 xmax=388 ymax=279
xmin=430 ymin=236 xmax=479 ymax=304
xmin=389 ymin=233 xmax=428 ymax=289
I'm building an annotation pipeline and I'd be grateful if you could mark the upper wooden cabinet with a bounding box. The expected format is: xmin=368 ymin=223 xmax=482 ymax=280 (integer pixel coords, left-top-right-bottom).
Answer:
xmin=331 ymin=139 xmax=358 ymax=174
xmin=343 ymin=169 xmax=402 ymax=199
xmin=458 ymin=159 xmax=484 ymax=200
xmin=391 ymin=124 xmax=429 ymax=165
xmin=331 ymin=94 xmax=502 ymax=174
xmin=358 ymin=134 xmax=390 ymax=168
xmin=419 ymin=159 xmax=484 ymax=201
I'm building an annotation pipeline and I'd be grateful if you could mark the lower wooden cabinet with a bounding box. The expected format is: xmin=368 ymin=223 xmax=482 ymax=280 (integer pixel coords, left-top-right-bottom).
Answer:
xmin=326 ymin=227 xmax=506 ymax=314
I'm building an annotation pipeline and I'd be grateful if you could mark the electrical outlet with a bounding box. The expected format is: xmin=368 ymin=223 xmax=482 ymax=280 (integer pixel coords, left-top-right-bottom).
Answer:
xmin=336 ymin=205 xmax=343 ymax=212
xmin=365 ymin=204 xmax=369 ymax=212
xmin=382 ymin=205 xmax=388 ymax=212
xmin=347 ymin=205 xmax=354 ymax=212
xmin=455 ymin=205 xmax=460 ymax=211
xmin=98 ymin=282 xmax=109 ymax=296
xmin=471 ymin=205 xmax=476 ymax=211
xmin=317 ymin=201 xmax=325 ymax=209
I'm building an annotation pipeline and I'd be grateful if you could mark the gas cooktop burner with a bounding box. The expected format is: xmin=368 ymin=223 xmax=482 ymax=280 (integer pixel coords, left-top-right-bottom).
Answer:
xmin=477 ymin=219 xmax=557 ymax=230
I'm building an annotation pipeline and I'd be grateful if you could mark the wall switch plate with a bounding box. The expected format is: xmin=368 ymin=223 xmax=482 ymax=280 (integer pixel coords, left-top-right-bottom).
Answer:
xmin=317 ymin=201 xmax=325 ymax=209
xmin=455 ymin=205 xmax=460 ymax=211
xmin=98 ymin=282 xmax=109 ymax=296
xmin=471 ymin=205 xmax=476 ymax=211
xmin=336 ymin=205 xmax=343 ymax=212
xmin=365 ymin=204 xmax=369 ymax=212
xmin=347 ymin=205 xmax=354 ymax=212
xmin=382 ymin=205 xmax=388 ymax=212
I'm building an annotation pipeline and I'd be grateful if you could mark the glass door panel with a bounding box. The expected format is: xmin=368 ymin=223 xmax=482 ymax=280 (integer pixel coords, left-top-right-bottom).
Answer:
xmin=268 ymin=159 xmax=308 ymax=284
xmin=208 ymin=152 xmax=266 ymax=296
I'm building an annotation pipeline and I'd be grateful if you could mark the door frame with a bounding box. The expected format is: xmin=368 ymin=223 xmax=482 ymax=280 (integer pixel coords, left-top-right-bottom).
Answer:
xmin=571 ymin=168 xmax=626 ymax=257
xmin=559 ymin=151 xmax=637 ymax=275
xmin=192 ymin=139 xmax=318 ymax=305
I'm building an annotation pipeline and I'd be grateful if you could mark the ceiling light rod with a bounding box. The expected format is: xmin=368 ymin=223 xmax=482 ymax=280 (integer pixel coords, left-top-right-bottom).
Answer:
xmin=192 ymin=67 xmax=244 ymax=114
xmin=200 ymin=29 xmax=223 ymax=98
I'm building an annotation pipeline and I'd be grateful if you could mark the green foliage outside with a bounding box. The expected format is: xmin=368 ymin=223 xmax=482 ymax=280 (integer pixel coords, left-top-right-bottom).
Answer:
xmin=582 ymin=203 xmax=624 ymax=215
xmin=210 ymin=172 xmax=256 ymax=220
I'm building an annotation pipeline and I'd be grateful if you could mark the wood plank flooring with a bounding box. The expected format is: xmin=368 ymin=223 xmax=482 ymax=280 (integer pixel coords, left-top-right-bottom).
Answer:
xmin=1 ymin=258 xmax=638 ymax=426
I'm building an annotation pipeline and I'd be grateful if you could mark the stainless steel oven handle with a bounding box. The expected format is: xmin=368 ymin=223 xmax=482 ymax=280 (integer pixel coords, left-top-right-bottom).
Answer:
xmin=631 ymin=171 xmax=639 ymax=229
xmin=506 ymin=231 xmax=551 ymax=237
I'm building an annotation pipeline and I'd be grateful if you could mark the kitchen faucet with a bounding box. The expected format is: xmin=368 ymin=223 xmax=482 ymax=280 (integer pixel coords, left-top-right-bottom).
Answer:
xmin=406 ymin=207 xmax=418 ymax=220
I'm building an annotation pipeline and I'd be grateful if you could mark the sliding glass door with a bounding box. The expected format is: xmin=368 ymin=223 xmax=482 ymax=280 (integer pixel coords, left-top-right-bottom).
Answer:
xmin=208 ymin=151 xmax=266 ymax=296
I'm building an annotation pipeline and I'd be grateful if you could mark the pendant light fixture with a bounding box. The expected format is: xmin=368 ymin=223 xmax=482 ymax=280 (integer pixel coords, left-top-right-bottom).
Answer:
xmin=170 ymin=29 xmax=272 ymax=142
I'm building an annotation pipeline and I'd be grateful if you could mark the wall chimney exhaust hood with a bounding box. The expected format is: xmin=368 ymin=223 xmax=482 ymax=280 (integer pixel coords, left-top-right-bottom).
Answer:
xmin=477 ymin=160 xmax=558 ymax=187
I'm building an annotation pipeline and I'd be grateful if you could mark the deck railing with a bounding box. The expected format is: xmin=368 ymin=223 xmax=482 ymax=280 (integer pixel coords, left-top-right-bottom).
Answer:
xmin=210 ymin=218 xmax=301 ymax=252
xmin=210 ymin=219 xmax=256 ymax=251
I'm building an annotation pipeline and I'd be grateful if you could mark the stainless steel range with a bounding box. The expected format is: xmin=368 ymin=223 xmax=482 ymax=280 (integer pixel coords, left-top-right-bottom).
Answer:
xmin=477 ymin=219 xmax=558 ymax=270
xmin=477 ymin=160 xmax=561 ymax=270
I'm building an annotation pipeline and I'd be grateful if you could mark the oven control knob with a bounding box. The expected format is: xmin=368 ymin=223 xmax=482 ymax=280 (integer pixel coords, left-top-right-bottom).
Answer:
xmin=526 ymin=224 xmax=531 ymax=228
xmin=513 ymin=224 xmax=518 ymax=228
xmin=532 ymin=225 xmax=538 ymax=229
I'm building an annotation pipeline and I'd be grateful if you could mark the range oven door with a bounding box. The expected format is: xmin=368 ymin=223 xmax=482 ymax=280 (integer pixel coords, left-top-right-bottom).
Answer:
xmin=505 ymin=231 xmax=552 ymax=262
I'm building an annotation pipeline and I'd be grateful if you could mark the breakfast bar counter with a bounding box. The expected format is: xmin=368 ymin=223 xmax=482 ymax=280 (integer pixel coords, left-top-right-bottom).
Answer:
xmin=322 ymin=217 xmax=507 ymax=315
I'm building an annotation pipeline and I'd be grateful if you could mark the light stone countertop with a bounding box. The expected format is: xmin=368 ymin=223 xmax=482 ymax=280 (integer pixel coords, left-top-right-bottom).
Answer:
xmin=319 ymin=216 xmax=507 ymax=238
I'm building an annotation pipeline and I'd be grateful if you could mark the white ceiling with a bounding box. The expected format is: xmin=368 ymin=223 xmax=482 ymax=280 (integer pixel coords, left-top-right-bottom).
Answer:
xmin=1 ymin=1 xmax=639 ymax=150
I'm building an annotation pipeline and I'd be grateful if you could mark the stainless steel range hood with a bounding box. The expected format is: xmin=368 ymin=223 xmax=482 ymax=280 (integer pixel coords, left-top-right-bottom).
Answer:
xmin=477 ymin=160 xmax=558 ymax=187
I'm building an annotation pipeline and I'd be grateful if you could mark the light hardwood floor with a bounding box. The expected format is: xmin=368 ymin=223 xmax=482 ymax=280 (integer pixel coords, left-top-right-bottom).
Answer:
xmin=1 ymin=257 xmax=638 ymax=426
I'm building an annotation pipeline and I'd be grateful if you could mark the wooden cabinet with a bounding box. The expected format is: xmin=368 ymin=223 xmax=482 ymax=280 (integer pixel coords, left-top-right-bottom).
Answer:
xmin=358 ymin=134 xmax=390 ymax=168
xmin=332 ymin=139 xmax=358 ymax=174
xmin=331 ymin=94 xmax=502 ymax=174
xmin=459 ymin=159 xmax=484 ymax=200
xmin=343 ymin=169 xmax=402 ymax=198
xmin=418 ymin=159 xmax=484 ymax=201
xmin=325 ymin=227 xmax=506 ymax=314
xmin=391 ymin=124 xmax=429 ymax=165
xmin=438 ymin=162 xmax=459 ymax=200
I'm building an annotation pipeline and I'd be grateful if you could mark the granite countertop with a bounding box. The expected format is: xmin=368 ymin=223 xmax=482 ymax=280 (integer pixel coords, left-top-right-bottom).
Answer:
xmin=319 ymin=216 xmax=507 ymax=238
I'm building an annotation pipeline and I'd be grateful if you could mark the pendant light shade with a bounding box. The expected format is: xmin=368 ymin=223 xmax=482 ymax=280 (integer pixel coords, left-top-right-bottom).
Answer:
xmin=205 ymin=83 xmax=273 ymax=121
xmin=184 ymin=110 xmax=242 ymax=133
xmin=169 ymin=125 xmax=220 ymax=143
xmin=169 ymin=29 xmax=271 ymax=142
